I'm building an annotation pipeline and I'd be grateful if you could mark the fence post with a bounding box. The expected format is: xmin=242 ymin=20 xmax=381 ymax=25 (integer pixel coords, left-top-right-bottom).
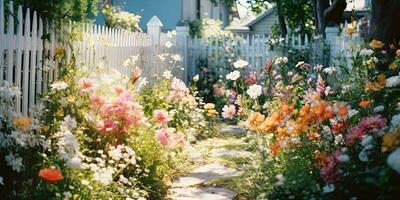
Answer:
xmin=146 ymin=16 xmax=163 ymax=45
xmin=325 ymin=24 xmax=339 ymax=66
xmin=176 ymin=20 xmax=190 ymax=83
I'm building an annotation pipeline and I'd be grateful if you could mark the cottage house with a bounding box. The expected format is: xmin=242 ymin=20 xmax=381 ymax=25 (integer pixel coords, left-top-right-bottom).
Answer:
xmin=226 ymin=0 xmax=371 ymax=35
xmin=97 ymin=0 xmax=238 ymax=31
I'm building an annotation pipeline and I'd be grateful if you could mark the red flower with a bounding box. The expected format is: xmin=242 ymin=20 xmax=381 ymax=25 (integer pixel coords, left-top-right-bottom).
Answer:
xmin=38 ymin=168 xmax=64 ymax=183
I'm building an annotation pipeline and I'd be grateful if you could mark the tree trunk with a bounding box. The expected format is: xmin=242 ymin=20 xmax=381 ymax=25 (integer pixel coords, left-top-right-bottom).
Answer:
xmin=314 ymin=0 xmax=346 ymax=36
xmin=276 ymin=1 xmax=287 ymax=37
xmin=370 ymin=0 xmax=400 ymax=45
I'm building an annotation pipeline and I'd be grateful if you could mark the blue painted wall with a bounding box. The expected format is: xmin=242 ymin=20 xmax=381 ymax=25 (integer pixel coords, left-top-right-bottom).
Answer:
xmin=96 ymin=0 xmax=182 ymax=31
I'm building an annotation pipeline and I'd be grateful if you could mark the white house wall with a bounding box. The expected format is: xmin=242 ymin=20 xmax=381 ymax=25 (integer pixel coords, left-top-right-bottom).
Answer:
xmin=250 ymin=9 xmax=278 ymax=34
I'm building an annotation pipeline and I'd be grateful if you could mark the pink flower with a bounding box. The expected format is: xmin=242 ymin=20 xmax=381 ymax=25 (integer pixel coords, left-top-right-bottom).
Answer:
xmin=90 ymin=95 xmax=105 ymax=109
xmin=175 ymin=132 xmax=186 ymax=146
xmin=153 ymin=109 xmax=170 ymax=126
xmin=320 ymin=150 xmax=343 ymax=183
xmin=222 ymin=105 xmax=236 ymax=119
xmin=114 ymin=86 xmax=126 ymax=95
xmin=80 ymin=79 xmax=94 ymax=93
xmin=156 ymin=128 xmax=171 ymax=146
xmin=244 ymin=73 xmax=257 ymax=85
xmin=97 ymin=119 xmax=118 ymax=136
xmin=345 ymin=115 xmax=386 ymax=146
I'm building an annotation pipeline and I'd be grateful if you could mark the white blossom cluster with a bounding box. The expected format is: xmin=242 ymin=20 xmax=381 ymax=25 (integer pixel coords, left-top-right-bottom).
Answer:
xmin=80 ymin=144 xmax=148 ymax=199
xmin=56 ymin=115 xmax=83 ymax=169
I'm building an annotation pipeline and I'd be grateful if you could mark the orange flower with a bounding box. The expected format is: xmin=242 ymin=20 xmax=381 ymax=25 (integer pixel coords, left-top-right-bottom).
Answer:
xmin=359 ymin=99 xmax=373 ymax=108
xmin=246 ymin=112 xmax=265 ymax=131
xmin=130 ymin=67 xmax=141 ymax=84
xmin=369 ymin=39 xmax=384 ymax=49
xmin=12 ymin=116 xmax=32 ymax=132
xmin=38 ymin=168 xmax=64 ymax=183
xmin=270 ymin=143 xmax=281 ymax=156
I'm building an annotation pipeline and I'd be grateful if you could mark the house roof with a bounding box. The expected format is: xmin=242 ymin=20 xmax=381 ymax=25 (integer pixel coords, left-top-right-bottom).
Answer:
xmin=244 ymin=7 xmax=276 ymax=27
xmin=225 ymin=7 xmax=276 ymax=32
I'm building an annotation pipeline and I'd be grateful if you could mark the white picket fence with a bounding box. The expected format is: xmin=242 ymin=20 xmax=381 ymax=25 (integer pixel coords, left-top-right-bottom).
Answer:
xmin=0 ymin=0 xmax=182 ymax=115
xmin=189 ymin=33 xmax=313 ymax=74
xmin=188 ymin=24 xmax=363 ymax=75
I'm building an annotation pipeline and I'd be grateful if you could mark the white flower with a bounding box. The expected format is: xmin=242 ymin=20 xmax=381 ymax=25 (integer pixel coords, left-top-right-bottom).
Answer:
xmin=221 ymin=105 xmax=236 ymax=119
xmin=361 ymin=135 xmax=373 ymax=147
xmin=233 ymin=59 xmax=249 ymax=69
xmin=226 ymin=70 xmax=240 ymax=81
xmin=246 ymin=84 xmax=263 ymax=99
xmin=192 ymin=74 xmax=199 ymax=82
xmin=119 ymin=175 xmax=129 ymax=184
xmin=373 ymin=105 xmax=385 ymax=113
xmin=334 ymin=134 xmax=344 ymax=145
xmin=0 ymin=176 xmax=4 ymax=185
xmin=66 ymin=156 xmax=82 ymax=169
xmin=81 ymin=180 xmax=89 ymax=186
xmin=61 ymin=115 xmax=77 ymax=130
xmin=165 ymin=41 xmax=173 ymax=48
xmin=163 ymin=70 xmax=173 ymax=79
xmin=63 ymin=191 xmax=72 ymax=200
xmin=275 ymin=174 xmax=285 ymax=186
xmin=93 ymin=167 xmax=115 ymax=186
xmin=390 ymin=113 xmax=400 ymax=130
xmin=359 ymin=48 xmax=374 ymax=57
xmin=122 ymin=56 xmax=138 ymax=67
xmin=108 ymin=146 xmax=123 ymax=161
xmin=323 ymin=184 xmax=335 ymax=193
xmin=274 ymin=57 xmax=288 ymax=66
xmin=295 ymin=61 xmax=305 ymax=68
xmin=387 ymin=148 xmax=400 ymax=174
xmin=359 ymin=149 xmax=369 ymax=162
xmin=50 ymin=81 xmax=68 ymax=91
xmin=5 ymin=153 xmax=24 ymax=172
xmin=171 ymin=54 xmax=182 ymax=62
xmin=348 ymin=109 xmax=359 ymax=118
xmin=386 ymin=74 xmax=400 ymax=88
xmin=323 ymin=67 xmax=336 ymax=74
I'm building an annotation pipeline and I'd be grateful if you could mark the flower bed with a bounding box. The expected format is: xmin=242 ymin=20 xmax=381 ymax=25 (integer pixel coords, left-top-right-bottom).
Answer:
xmin=193 ymin=39 xmax=400 ymax=199
xmin=0 ymin=55 xmax=215 ymax=199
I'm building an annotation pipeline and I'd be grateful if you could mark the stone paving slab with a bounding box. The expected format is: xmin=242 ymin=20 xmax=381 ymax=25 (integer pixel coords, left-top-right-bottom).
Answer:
xmin=209 ymin=147 xmax=253 ymax=158
xmin=221 ymin=125 xmax=247 ymax=135
xmin=172 ymin=163 xmax=239 ymax=187
xmin=169 ymin=187 xmax=237 ymax=200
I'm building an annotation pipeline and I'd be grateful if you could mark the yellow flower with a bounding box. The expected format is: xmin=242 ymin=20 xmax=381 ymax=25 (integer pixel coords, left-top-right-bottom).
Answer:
xmin=207 ymin=109 xmax=218 ymax=117
xmin=389 ymin=62 xmax=398 ymax=71
xmin=382 ymin=129 xmax=400 ymax=152
xmin=344 ymin=27 xmax=356 ymax=37
xmin=56 ymin=109 xmax=64 ymax=117
xmin=364 ymin=74 xmax=386 ymax=92
xmin=369 ymin=39 xmax=384 ymax=49
xmin=13 ymin=116 xmax=32 ymax=132
xmin=204 ymin=103 xmax=215 ymax=110
xmin=396 ymin=49 xmax=400 ymax=57
xmin=54 ymin=47 xmax=64 ymax=60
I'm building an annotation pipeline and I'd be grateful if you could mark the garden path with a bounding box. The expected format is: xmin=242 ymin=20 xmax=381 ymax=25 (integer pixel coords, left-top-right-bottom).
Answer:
xmin=168 ymin=125 xmax=253 ymax=200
